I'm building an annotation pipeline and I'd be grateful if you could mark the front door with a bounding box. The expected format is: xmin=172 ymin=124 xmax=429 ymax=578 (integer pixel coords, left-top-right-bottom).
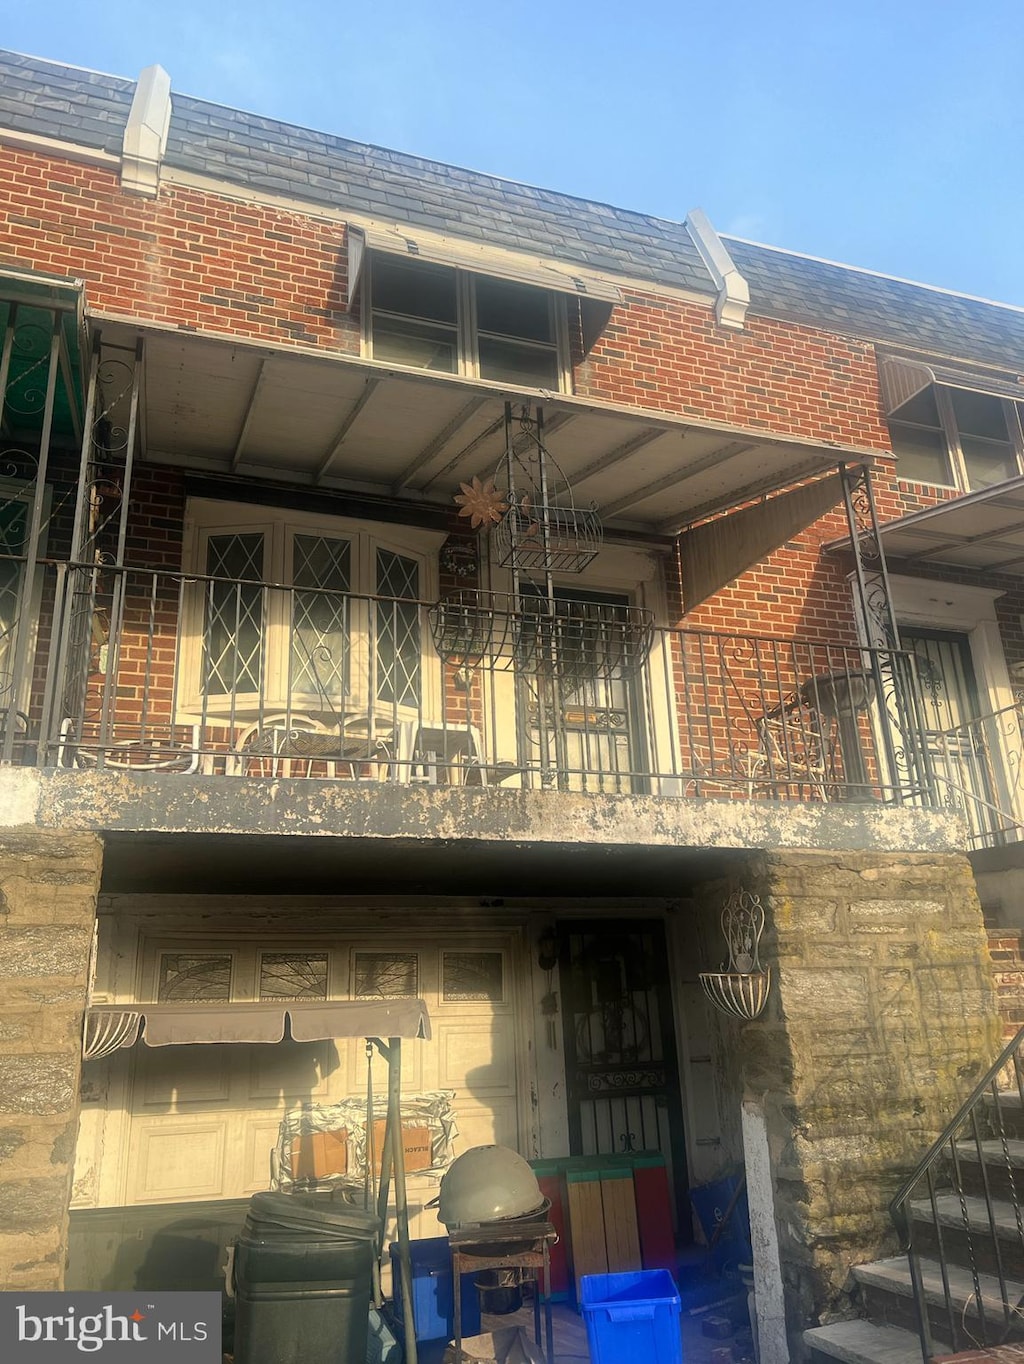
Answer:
xmin=900 ymin=626 xmax=1001 ymax=840
xmin=558 ymin=920 xmax=688 ymax=1229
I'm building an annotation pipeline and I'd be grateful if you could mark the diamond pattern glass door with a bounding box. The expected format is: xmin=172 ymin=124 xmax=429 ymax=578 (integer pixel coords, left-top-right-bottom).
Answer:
xmin=376 ymin=549 xmax=420 ymax=708
xmin=203 ymin=533 xmax=265 ymax=695
xmin=290 ymin=535 xmax=351 ymax=705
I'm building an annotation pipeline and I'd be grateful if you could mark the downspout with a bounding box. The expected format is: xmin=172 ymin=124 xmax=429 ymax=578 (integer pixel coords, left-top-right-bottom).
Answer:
xmin=685 ymin=208 xmax=750 ymax=331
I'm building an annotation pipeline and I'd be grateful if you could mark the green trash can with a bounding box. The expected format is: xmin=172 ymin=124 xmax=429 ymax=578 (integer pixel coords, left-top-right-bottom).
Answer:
xmin=233 ymin=1192 xmax=380 ymax=1364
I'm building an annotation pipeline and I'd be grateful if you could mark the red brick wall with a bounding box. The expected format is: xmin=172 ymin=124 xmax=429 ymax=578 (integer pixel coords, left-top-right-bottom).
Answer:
xmin=578 ymin=289 xmax=892 ymax=450
xmin=0 ymin=147 xmax=357 ymax=351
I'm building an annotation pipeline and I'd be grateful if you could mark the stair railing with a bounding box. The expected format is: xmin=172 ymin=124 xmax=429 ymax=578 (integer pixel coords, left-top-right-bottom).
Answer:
xmin=891 ymin=1024 xmax=1024 ymax=1362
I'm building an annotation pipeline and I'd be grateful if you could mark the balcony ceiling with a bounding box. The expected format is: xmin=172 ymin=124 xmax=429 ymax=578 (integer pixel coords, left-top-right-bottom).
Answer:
xmin=829 ymin=475 xmax=1024 ymax=575
xmin=112 ymin=322 xmax=875 ymax=533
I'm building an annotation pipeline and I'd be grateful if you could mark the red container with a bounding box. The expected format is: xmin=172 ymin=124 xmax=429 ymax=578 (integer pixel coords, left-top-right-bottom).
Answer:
xmin=632 ymin=1154 xmax=676 ymax=1272
xmin=529 ymin=1160 xmax=570 ymax=1301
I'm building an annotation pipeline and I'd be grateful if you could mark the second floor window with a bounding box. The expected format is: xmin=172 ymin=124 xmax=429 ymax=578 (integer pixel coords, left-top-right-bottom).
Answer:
xmin=889 ymin=385 xmax=1024 ymax=492
xmin=184 ymin=501 xmax=438 ymax=718
xmin=366 ymin=255 xmax=568 ymax=392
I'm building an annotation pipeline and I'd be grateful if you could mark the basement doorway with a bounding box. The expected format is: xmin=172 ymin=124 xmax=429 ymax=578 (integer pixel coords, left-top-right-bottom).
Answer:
xmin=558 ymin=919 xmax=689 ymax=1233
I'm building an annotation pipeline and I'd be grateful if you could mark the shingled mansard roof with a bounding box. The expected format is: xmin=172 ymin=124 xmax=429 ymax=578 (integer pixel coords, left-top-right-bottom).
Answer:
xmin=2 ymin=48 xmax=1024 ymax=376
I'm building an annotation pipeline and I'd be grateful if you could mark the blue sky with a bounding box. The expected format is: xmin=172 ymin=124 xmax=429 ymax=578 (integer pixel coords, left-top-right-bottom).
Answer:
xmin=6 ymin=1 xmax=1024 ymax=306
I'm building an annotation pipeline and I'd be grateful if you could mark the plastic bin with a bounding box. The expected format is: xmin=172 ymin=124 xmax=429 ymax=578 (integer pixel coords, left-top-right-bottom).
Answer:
xmin=233 ymin=1191 xmax=380 ymax=1364
xmin=389 ymin=1236 xmax=481 ymax=1343
xmin=580 ymin=1269 xmax=683 ymax=1364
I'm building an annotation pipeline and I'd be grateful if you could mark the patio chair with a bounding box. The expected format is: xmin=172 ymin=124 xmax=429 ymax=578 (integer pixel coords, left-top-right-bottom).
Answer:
xmin=746 ymin=707 xmax=830 ymax=800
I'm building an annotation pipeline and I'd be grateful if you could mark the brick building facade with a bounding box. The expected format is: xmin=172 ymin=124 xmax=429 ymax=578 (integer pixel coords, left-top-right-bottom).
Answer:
xmin=1 ymin=48 xmax=1023 ymax=1364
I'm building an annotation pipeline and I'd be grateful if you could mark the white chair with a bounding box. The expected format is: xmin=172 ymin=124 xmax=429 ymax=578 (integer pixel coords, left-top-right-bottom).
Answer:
xmin=58 ymin=717 xmax=202 ymax=774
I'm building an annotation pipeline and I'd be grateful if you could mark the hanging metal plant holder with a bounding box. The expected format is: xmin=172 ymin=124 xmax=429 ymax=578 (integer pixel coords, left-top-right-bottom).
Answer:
xmin=429 ymin=589 xmax=654 ymax=684
xmin=700 ymin=889 xmax=771 ymax=1021
xmin=513 ymin=595 xmax=654 ymax=685
xmin=493 ymin=501 xmax=603 ymax=575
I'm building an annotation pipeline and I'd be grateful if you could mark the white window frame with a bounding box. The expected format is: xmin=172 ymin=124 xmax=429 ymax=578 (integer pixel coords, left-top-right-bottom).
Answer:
xmin=179 ymin=498 xmax=444 ymax=723
xmin=890 ymin=386 xmax=1024 ymax=493
xmin=362 ymin=254 xmax=572 ymax=394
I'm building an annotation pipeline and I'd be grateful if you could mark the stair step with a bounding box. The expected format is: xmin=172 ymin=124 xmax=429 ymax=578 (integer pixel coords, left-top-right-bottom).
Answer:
xmin=911 ymin=1193 xmax=1024 ymax=1238
xmin=854 ymin=1255 xmax=1024 ymax=1317
xmin=804 ymin=1319 xmax=924 ymax=1364
xmin=954 ymin=1140 xmax=1024 ymax=1166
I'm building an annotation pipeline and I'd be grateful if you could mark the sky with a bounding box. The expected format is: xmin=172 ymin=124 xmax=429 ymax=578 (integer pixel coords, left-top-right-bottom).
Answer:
xmin=5 ymin=1 xmax=1024 ymax=306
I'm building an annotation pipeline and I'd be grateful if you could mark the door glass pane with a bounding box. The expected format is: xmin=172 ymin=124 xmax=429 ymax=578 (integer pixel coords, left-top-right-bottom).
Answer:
xmin=291 ymin=535 xmax=351 ymax=702
xmin=376 ymin=550 xmax=420 ymax=708
xmin=203 ymin=533 xmax=265 ymax=695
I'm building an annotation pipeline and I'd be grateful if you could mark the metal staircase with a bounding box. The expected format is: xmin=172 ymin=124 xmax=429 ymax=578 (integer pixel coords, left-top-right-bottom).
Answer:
xmin=805 ymin=1025 xmax=1024 ymax=1364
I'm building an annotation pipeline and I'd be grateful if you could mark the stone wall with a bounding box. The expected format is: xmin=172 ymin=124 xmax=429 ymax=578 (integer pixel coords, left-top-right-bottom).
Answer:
xmin=697 ymin=849 xmax=1000 ymax=1353
xmin=0 ymin=830 xmax=103 ymax=1289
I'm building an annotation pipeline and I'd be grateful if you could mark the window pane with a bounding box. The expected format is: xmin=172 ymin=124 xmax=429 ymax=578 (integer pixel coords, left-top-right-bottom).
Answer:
xmin=376 ymin=550 xmax=420 ymax=708
xmin=475 ymin=278 xmax=554 ymax=344
xmin=291 ymin=535 xmax=351 ymax=700
xmin=442 ymin=951 xmax=504 ymax=1002
xmin=158 ymin=953 xmax=232 ymax=1002
xmin=892 ymin=386 xmax=941 ymax=427
xmin=354 ymin=951 xmax=419 ymax=998
xmin=962 ymin=437 xmax=1019 ymax=490
xmin=950 ymin=389 xmax=1009 ymax=441
xmin=889 ymin=423 xmax=955 ymax=486
xmin=204 ymin=533 xmax=265 ymax=694
xmin=371 ymin=258 xmax=457 ymax=323
xmin=478 ymin=336 xmax=560 ymax=389
xmin=259 ymin=952 xmax=328 ymax=1000
xmin=372 ymin=319 xmax=458 ymax=373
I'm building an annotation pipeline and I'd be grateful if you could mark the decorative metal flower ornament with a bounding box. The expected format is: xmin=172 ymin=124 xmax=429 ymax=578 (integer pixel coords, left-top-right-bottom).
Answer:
xmin=453 ymin=477 xmax=509 ymax=530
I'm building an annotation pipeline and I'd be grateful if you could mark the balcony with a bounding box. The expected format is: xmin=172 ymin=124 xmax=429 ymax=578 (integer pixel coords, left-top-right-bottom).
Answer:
xmin=1 ymin=560 xmax=936 ymax=810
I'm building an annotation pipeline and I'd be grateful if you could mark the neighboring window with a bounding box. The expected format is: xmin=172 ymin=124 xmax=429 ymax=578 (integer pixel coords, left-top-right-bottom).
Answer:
xmin=0 ymin=497 xmax=28 ymax=696
xmin=367 ymin=256 xmax=566 ymax=391
xmin=889 ymin=386 xmax=1024 ymax=491
xmin=259 ymin=952 xmax=329 ymax=1000
xmin=442 ymin=951 xmax=504 ymax=1003
xmin=185 ymin=502 xmax=431 ymax=717
xmin=158 ymin=953 xmax=233 ymax=1002
xmin=353 ymin=951 xmax=419 ymax=999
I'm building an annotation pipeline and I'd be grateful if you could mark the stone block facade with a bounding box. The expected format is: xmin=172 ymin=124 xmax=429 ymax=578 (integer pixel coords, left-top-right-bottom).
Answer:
xmin=0 ymin=830 xmax=102 ymax=1290
xmin=698 ymin=849 xmax=1001 ymax=1350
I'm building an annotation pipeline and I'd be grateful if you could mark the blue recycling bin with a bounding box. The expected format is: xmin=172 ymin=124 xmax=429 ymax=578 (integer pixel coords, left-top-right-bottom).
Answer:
xmin=389 ymin=1237 xmax=481 ymax=1344
xmin=580 ymin=1269 xmax=683 ymax=1364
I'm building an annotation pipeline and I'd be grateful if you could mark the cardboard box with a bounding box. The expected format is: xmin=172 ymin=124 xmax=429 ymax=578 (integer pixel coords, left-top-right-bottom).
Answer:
xmin=289 ymin=1127 xmax=348 ymax=1180
xmin=372 ymin=1120 xmax=432 ymax=1174
xmin=442 ymin=1327 xmax=545 ymax=1364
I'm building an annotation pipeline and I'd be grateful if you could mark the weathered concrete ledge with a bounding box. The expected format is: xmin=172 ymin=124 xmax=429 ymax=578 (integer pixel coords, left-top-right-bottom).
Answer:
xmin=0 ymin=767 xmax=967 ymax=853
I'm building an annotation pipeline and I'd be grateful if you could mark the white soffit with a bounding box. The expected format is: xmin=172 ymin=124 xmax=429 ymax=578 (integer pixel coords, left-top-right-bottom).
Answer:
xmin=129 ymin=326 xmax=872 ymax=529
xmin=347 ymin=223 xmax=623 ymax=304
xmin=830 ymin=476 xmax=1024 ymax=574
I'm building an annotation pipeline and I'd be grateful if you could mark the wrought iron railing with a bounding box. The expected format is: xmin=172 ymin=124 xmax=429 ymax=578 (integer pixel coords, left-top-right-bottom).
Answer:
xmin=927 ymin=700 xmax=1024 ymax=848
xmin=0 ymin=557 xmax=935 ymax=803
xmin=891 ymin=1025 xmax=1024 ymax=1362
